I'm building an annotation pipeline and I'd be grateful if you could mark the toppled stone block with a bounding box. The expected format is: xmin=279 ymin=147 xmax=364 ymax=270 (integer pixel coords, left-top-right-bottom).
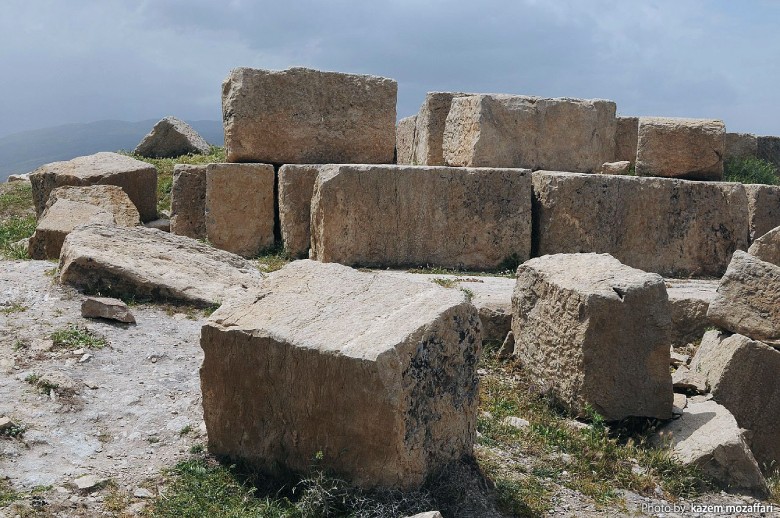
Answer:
xmin=28 ymin=200 xmax=115 ymax=260
xmin=744 ymin=184 xmax=780 ymax=241
xmin=725 ymin=132 xmax=758 ymax=160
xmin=614 ymin=116 xmax=638 ymax=163
xmin=170 ymin=165 xmax=207 ymax=239
xmin=200 ymin=260 xmax=480 ymax=489
xmin=707 ymin=251 xmax=780 ymax=345
xmin=412 ymin=92 xmax=470 ymax=166
xmin=205 ymin=163 xmax=275 ymax=258
xmin=599 ymin=161 xmax=631 ymax=175
xmin=654 ymin=399 xmax=767 ymax=496
xmin=395 ymin=115 xmax=417 ymax=165
xmin=30 ymin=152 xmax=158 ymax=222
xmin=748 ymin=226 xmax=780 ymax=266
xmin=59 ymin=224 xmax=264 ymax=306
xmin=46 ymin=185 xmax=140 ymax=226
xmin=688 ymin=330 xmax=780 ymax=470
xmin=665 ymin=279 xmax=718 ymax=346
xmin=512 ymin=253 xmax=672 ymax=420
xmin=311 ymin=165 xmax=531 ymax=270
xmin=636 ymin=117 xmax=725 ymax=180
xmin=134 ymin=116 xmax=211 ymax=158
xmin=222 ymin=67 xmax=397 ymax=164
xmin=81 ymin=296 xmax=135 ymax=324
xmin=757 ymin=135 xmax=780 ymax=169
xmin=443 ymin=94 xmax=616 ymax=172
xmin=278 ymin=164 xmax=321 ymax=258
xmin=532 ymin=171 xmax=749 ymax=277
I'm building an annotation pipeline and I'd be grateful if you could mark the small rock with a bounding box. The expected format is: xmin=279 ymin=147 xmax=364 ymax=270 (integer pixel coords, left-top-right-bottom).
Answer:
xmin=8 ymin=173 xmax=31 ymax=182
xmin=31 ymin=339 xmax=54 ymax=352
xmin=37 ymin=371 xmax=80 ymax=395
xmin=78 ymin=353 xmax=92 ymax=363
xmin=502 ymin=416 xmax=530 ymax=429
xmin=672 ymin=365 xmax=707 ymax=394
xmin=72 ymin=474 xmax=106 ymax=491
xmin=0 ymin=416 xmax=14 ymax=431
xmin=670 ymin=349 xmax=689 ymax=367
xmin=81 ymin=297 xmax=136 ymax=324
xmin=73 ymin=348 xmax=85 ymax=356
xmin=599 ymin=160 xmax=632 ymax=175
xmin=672 ymin=393 xmax=688 ymax=417
xmin=405 ymin=512 xmax=443 ymax=518
xmin=133 ymin=487 xmax=154 ymax=499
xmin=144 ymin=218 xmax=171 ymax=232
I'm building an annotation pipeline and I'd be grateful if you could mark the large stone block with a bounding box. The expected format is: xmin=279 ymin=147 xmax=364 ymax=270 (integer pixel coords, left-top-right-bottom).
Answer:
xmin=757 ymin=135 xmax=780 ymax=169
xmin=614 ymin=116 xmax=638 ymax=163
xmin=170 ymin=165 xmax=207 ymax=239
xmin=310 ymin=165 xmax=532 ymax=270
xmin=748 ymin=226 xmax=780 ymax=266
xmin=395 ymin=115 xmax=417 ymax=165
xmin=689 ymin=330 xmax=780 ymax=471
xmin=744 ymin=184 xmax=780 ymax=241
xmin=512 ymin=253 xmax=672 ymax=420
xmin=707 ymin=251 xmax=780 ymax=345
xmin=412 ymin=92 xmax=469 ymax=166
xmin=134 ymin=116 xmax=211 ymax=158
xmin=532 ymin=171 xmax=749 ymax=277
xmin=636 ymin=117 xmax=725 ymax=180
xmin=44 ymin=185 xmax=140 ymax=227
xmin=278 ymin=164 xmax=320 ymax=259
xmin=205 ymin=163 xmax=275 ymax=258
xmin=222 ymin=67 xmax=397 ymax=164
xmin=200 ymin=260 xmax=480 ymax=489
xmin=666 ymin=279 xmax=718 ymax=347
xmin=442 ymin=94 xmax=616 ymax=172
xmin=29 ymin=152 xmax=158 ymax=222
xmin=725 ymin=132 xmax=758 ymax=160
xmin=59 ymin=224 xmax=264 ymax=306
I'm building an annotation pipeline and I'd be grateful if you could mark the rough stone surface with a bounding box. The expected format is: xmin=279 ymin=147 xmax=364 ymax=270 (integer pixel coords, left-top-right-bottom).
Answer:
xmin=28 ymin=200 xmax=115 ymax=260
xmin=654 ymin=399 xmax=767 ymax=496
xmin=442 ymin=94 xmax=616 ymax=172
xmin=748 ymin=226 xmax=780 ymax=266
xmin=144 ymin=218 xmax=170 ymax=232
xmin=405 ymin=513 xmax=443 ymax=518
xmin=395 ymin=115 xmax=417 ymax=165
xmin=29 ymin=152 xmax=158 ymax=222
xmin=636 ymin=117 xmax=725 ymax=180
xmin=725 ymin=132 xmax=758 ymax=160
xmin=599 ymin=161 xmax=631 ymax=175
xmin=512 ymin=253 xmax=672 ymax=420
xmin=46 ymin=185 xmax=140 ymax=227
xmin=744 ymin=184 xmax=780 ymax=241
xmin=672 ymin=365 xmax=707 ymax=394
xmin=311 ymin=165 xmax=532 ymax=270
xmin=688 ymin=330 xmax=780 ymax=470
xmin=707 ymin=251 xmax=780 ymax=345
xmin=532 ymin=171 xmax=749 ymax=277
xmin=222 ymin=67 xmax=397 ymax=164
xmin=665 ymin=279 xmax=718 ymax=346
xmin=614 ymin=116 xmax=638 ymax=163
xmin=7 ymin=173 xmax=30 ymax=182
xmin=133 ymin=116 xmax=211 ymax=158
xmin=59 ymin=224 xmax=264 ymax=307
xmin=757 ymin=135 xmax=780 ymax=169
xmin=205 ymin=163 xmax=275 ymax=258
xmin=81 ymin=297 xmax=136 ymax=324
xmin=412 ymin=92 xmax=469 ymax=166
xmin=170 ymin=165 xmax=207 ymax=239
xmin=278 ymin=164 xmax=321 ymax=258
xmin=200 ymin=260 xmax=480 ymax=489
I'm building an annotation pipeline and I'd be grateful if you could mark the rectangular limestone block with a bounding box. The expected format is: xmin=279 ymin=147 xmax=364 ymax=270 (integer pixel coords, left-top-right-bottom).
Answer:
xmin=636 ymin=117 xmax=725 ymax=180
xmin=412 ymin=92 xmax=469 ymax=166
xmin=532 ymin=171 xmax=750 ymax=277
xmin=29 ymin=152 xmax=158 ymax=222
xmin=200 ymin=260 xmax=481 ymax=489
xmin=278 ymin=164 xmax=321 ymax=259
xmin=310 ymin=165 xmax=532 ymax=270
xmin=222 ymin=67 xmax=397 ymax=164
xmin=512 ymin=253 xmax=672 ymax=420
xmin=614 ymin=116 xmax=638 ymax=163
xmin=745 ymin=184 xmax=780 ymax=241
xmin=170 ymin=165 xmax=207 ymax=239
xmin=757 ymin=135 xmax=780 ymax=169
xmin=689 ymin=330 xmax=780 ymax=471
xmin=205 ymin=163 xmax=275 ymax=258
xmin=725 ymin=132 xmax=758 ymax=160
xmin=665 ymin=279 xmax=718 ymax=347
xmin=442 ymin=94 xmax=616 ymax=172
xmin=29 ymin=199 xmax=115 ymax=260
xmin=395 ymin=115 xmax=417 ymax=165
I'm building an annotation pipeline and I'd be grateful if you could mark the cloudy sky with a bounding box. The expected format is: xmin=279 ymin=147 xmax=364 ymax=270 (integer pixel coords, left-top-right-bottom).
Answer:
xmin=1 ymin=0 xmax=779 ymax=139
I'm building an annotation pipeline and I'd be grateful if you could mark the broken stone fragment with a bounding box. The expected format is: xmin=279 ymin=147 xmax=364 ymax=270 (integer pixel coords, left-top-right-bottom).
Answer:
xmin=81 ymin=297 xmax=136 ymax=324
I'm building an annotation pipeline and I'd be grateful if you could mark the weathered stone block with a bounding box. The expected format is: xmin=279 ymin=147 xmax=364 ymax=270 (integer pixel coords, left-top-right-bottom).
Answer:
xmin=29 ymin=152 xmax=158 ymax=222
xmin=395 ymin=115 xmax=417 ymax=165
xmin=636 ymin=117 xmax=725 ymax=180
xmin=442 ymin=94 xmax=616 ymax=172
xmin=666 ymin=279 xmax=718 ymax=347
xmin=725 ymin=132 xmax=758 ymax=160
xmin=614 ymin=116 xmax=638 ymax=163
xmin=222 ymin=67 xmax=397 ymax=164
xmin=532 ymin=171 xmax=749 ymax=277
xmin=28 ymin=200 xmax=115 ymax=260
xmin=748 ymin=226 xmax=780 ymax=266
xmin=757 ymin=135 xmax=780 ymax=169
xmin=512 ymin=253 xmax=672 ymax=420
xmin=689 ymin=330 xmax=780 ymax=471
xmin=278 ymin=165 xmax=321 ymax=259
xmin=412 ymin=92 xmax=469 ymax=166
xmin=707 ymin=251 xmax=780 ymax=345
xmin=200 ymin=260 xmax=480 ymax=489
xmin=310 ymin=165 xmax=532 ymax=270
xmin=170 ymin=165 xmax=207 ymax=239
xmin=205 ymin=163 xmax=275 ymax=258
xmin=45 ymin=185 xmax=140 ymax=227
xmin=134 ymin=116 xmax=211 ymax=158
xmin=744 ymin=184 xmax=780 ymax=241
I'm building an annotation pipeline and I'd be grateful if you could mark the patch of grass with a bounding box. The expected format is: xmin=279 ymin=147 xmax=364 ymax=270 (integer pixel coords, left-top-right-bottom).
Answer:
xmin=50 ymin=324 xmax=107 ymax=349
xmin=189 ymin=443 xmax=205 ymax=455
xmin=24 ymin=373 xmax=40 ymax=385
xmin=12 ymin=339 xmax=27 ymax=351
xmin=1 ymin=422 xmax=26 ymax=440
xmin=460 ymin=287 xmax=475 ymax=302
xmin=25 ymin=373 xmax=58 ymax=394
xmin=432 ymin=277 xmax=458 ymax=289
xmin=0 ymin=303 xmax=27 ymax=315
xmin=0 ymin=182 xmax=34 ymax=218
xmin=768 ymin=469 xmax=780 ymax=504
xmin=0 ymin=479 xmax=21 ymax=506
xmin=408 ymin=265 xmax=516 ymax=278
xmin=148 ymin=436 xmax=160 ymax=444
xmin=179 ymin=425 xmax=193 ymax=437
xmin=0 ymin=216 xmax=35 ymax=259
xmin=125 ymin=146 xmax=226 ymax=213
xmin=256 ymin=243 xmax=292 ymax=274
xmin=103 ymin=482 xmax=131 ymax=514
xmin=724 ymin=156 xmax=779 ymax=185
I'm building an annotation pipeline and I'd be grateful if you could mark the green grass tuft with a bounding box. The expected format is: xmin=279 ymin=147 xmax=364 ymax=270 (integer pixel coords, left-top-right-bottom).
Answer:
xmin=256 ymin=243 xmax=292 ymax=274
xmin=50 ymin=324 xmax=107 ymax=349
xmin=724 ymin=156 xmax=779 ymax=185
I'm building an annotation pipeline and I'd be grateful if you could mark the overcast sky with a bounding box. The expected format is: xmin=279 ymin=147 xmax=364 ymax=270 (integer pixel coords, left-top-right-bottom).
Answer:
xmin=1 ymin=0 xmax=779 ymax=139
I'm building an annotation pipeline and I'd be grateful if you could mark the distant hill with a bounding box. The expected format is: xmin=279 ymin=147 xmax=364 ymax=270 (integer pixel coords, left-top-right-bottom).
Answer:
xmin=0 ymin=119 xmax=224 ymax=181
